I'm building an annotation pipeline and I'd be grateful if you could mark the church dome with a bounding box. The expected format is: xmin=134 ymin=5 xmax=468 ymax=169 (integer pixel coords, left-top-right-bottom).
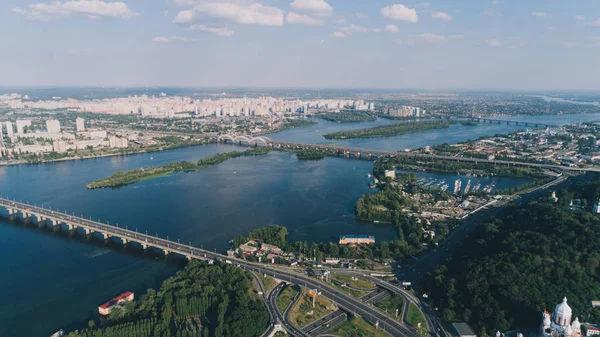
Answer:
xmin=555 ymin=297 xmax=573 ymax=319
xmin=572 ymin=317 xmax=581 ymax=331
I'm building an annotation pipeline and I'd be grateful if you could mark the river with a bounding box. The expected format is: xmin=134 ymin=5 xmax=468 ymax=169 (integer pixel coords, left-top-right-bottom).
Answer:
xmin=0 ymin=113 xmax=597 ymax=336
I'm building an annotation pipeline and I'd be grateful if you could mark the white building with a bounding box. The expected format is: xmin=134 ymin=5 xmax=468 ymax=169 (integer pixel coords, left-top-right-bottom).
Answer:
xmin=109 ymin=135 xmax=128 ymax=149
xmin=46 ymin=120 xmax=61 ymax=134
xmin=53 ymin=140 xmax=67 ymax=153
xmin=593 ymin=200 xmax=600 ymax=214
xmin=5 ymin=122 xmax=13 ymax=137
xmin=76 ymin=117 xmax=85 ymax=132
xmin=16 ymin=119 xmax=31 ymax=135
xmin=541 ymin=297 xmax=582 ymax=337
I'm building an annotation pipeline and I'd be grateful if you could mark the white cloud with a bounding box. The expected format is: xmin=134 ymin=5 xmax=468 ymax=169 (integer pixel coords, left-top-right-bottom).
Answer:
xmin=380 ymin=4 xmax=418 ymax=23
xmin=164 ymin=10 xmax=169 ymax=16
xmin=395 ymin=33 xmax=459 ymax=45
xmin=173 ymin=1 xmax=284 ymax=26
xmin=12 ymin=0 xmax=138 ymax=21
xmin=574 ymin=15 xmax=585 ymax=21
xmin=432 ymin=11 xmax=452 ymax=21
xmin=486 ymin=39 xmax=501 ymax=47
xmin=341 ymin=24 xmax=370 ymax=33
xmin=286 ymin=12 xmax=323 ymax=25
xmin=332 ymin=31 xmax=347 ymax=38
xmin=385 ymin=24 xmax=399 ymax=32
xmin=416 ymin=33 xmax=447 ymax=43
xmin=341 ymin=24 xmax=386 ymax=33
xmin=152 ymin=36 xmax=201 ymax=43
xmin=189 ymin=24 xmax=234 ymax=36
xmin=290 ymin=0 xmax=333 ymax=17
xmin=592 ymin=18 xmax=600 ymax=27
xmin=532 ymin=12 xmax=548 ymax=18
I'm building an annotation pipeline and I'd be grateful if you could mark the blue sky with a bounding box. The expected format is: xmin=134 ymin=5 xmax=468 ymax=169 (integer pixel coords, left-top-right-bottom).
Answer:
xmin=2 ymin=0 xmax=600 ymax=89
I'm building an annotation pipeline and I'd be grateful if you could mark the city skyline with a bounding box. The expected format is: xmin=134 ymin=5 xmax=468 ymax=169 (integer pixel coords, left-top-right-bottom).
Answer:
xmin=2 ymin=0 xmax=600 ymax=89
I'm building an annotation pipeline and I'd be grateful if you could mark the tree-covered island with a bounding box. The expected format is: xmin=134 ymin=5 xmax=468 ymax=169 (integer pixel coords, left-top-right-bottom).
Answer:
xmin=322 ymin=120 xmax=469 ymax=139
xmin=86 ymin=148 xmax=271 ymax=189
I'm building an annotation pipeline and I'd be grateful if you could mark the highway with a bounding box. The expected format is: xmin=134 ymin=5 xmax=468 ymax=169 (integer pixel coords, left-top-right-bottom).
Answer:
xmin=0 ymin=197 xmax=417 ymax=337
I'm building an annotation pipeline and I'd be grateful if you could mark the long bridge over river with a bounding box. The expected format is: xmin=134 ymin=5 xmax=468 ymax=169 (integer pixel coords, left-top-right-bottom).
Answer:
xmin=468 ymin=116 xmax=556 ymax=128
xmin=0 ymin=196 xmax=418 ymax=337
xmin=217 ymin=135 xmax=600 ymax=173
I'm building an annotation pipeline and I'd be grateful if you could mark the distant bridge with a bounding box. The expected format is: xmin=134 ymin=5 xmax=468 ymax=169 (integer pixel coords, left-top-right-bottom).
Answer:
xmin=468 ymin=117 xmax=556 ymax=128
xmin=217 ymin=135 xmax=272 ymax=146
xmin=217 ymin=134 xmax=600 ymax=173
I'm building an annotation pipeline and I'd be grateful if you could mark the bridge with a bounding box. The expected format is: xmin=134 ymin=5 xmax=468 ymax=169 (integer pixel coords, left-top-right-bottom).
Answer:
xmin=469 ymin=117 xmax=556 ymax=128
xmin=217 ymin=134 xmax=273 ymax=146
xmin=217 ymin=135 xmax=600 ymax=173
xmin=0 ymin=196 xmax=419 ymax=337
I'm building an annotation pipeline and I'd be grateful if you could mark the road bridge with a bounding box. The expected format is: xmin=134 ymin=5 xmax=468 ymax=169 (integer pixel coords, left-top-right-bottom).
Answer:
xmin=0 ymin=197 xmax=418 ymax=337
xmin=218 ymin=135 xmax=600 ymax=173
xmin=469 ymin=117 xmax=556 ymax=128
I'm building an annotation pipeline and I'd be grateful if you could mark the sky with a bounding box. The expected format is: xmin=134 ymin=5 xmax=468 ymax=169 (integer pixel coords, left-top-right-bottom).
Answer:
xmin=1 ymin=0 xmax=600 ymax=90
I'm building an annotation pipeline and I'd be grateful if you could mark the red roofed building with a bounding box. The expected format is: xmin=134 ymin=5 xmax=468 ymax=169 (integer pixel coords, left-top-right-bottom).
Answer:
xmin=98 ymin=291 xmax=134 ymax=316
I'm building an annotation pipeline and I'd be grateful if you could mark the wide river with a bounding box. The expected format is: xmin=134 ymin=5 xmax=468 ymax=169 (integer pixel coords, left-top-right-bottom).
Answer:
xmin=1 ymin=114 xmax=598 ymax=336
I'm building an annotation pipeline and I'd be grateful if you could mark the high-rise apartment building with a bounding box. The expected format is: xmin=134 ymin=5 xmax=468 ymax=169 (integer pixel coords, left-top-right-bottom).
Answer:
xmin=76 ymin=117 xmax=85 ymax=132
xmin=46 ymin=120 xmax=61 ymax=134
xmin=16 ymin=119 xmax=31 ymax=135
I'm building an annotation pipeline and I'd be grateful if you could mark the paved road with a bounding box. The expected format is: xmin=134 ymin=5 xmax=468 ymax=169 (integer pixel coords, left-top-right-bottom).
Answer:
xmin=0 ymin=197 xmax=416 ymax=337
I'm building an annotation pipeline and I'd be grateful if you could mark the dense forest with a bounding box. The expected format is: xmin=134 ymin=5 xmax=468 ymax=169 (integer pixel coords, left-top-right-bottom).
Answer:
xmin=86 ymin=148 xmax=271 ymax=189
xmin=323 ymin=120 xmax=461 ymax=139
xmin=317 ymin=110 xmax=378 ymax=123
xmin=66 ymin=261 xmax=269 ymax=337
xmin=422 ymin=175 xmax=600 ymax=336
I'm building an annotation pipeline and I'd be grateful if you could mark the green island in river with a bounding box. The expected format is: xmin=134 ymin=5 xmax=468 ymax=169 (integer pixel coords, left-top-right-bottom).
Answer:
xmin=86 ymin=148 xmax=271 ymax=189
xmin=323 ymin=120 xmax=468 ymax=139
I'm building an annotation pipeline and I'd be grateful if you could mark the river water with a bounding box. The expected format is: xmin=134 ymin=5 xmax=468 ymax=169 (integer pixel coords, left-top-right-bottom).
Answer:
xmin=1 ymin=114 xmax=597 ymax=336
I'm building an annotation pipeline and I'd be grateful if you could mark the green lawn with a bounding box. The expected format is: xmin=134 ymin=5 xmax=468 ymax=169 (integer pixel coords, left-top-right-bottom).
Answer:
xmin=289 ymin=289 xmax=337 ymax=328
xmin=329 ymin=315 xmax=391 ymax=337
xmin=374 ymin=294 xmax=404 ymax=319
xmin=330 ymin=274 xmax=377 ymax=290
xmin=406 ymin=303 xmax=426 ymax=328
xmin=276 ymin=284 xmax=300 ymax=313
xmin=257 ymin=273 xmax=277 ymax=293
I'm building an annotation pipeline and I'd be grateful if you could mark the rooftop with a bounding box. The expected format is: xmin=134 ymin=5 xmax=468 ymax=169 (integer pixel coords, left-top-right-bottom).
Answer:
xmin=453 ymin=323 xmax=477 ymax=336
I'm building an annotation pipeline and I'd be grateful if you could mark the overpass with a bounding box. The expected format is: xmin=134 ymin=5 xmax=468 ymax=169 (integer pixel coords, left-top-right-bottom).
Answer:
xmin=217 ymin=135 xmax=600 ymax=173
xmin=0 ymin=197 xmax=419 ymax=337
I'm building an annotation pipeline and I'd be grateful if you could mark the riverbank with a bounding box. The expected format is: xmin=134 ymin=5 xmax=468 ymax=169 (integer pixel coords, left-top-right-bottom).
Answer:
xmin=86 ymin=147 xmax=271 ymax=189
xmin=323 ymin=120 xmax=465 ymax=139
